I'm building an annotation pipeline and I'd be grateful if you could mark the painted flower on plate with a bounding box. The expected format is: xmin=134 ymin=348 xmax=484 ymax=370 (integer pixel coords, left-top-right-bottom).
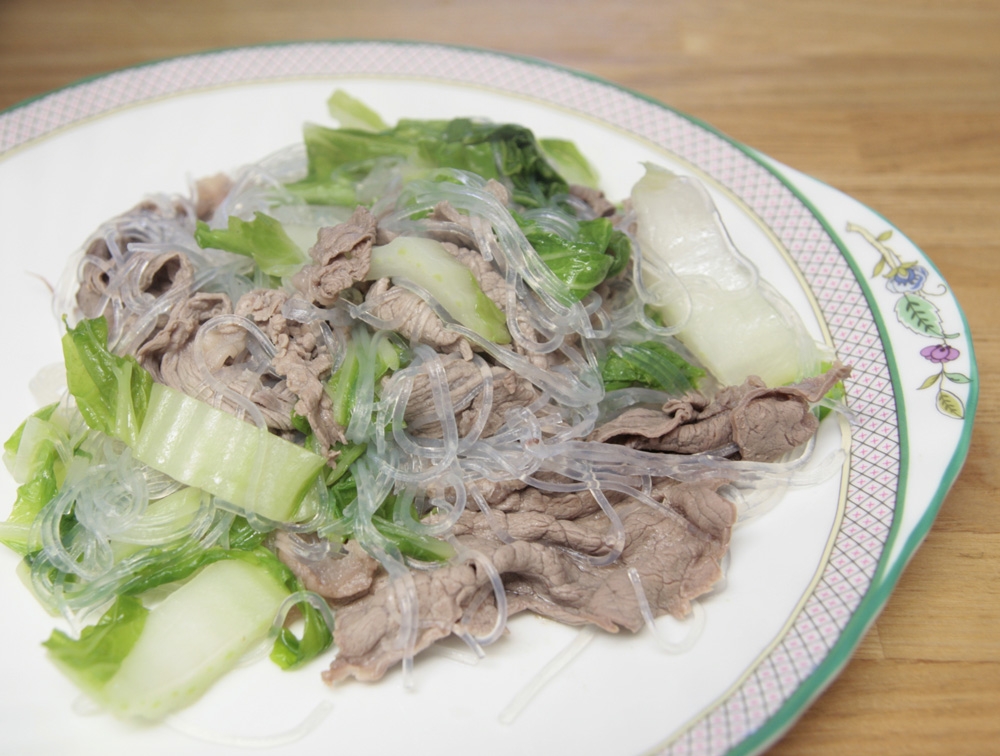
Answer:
xmin=920 ymin=344 xmax=960 ymax=364
xmin=886 ymin=264 xmax=929 ymax=293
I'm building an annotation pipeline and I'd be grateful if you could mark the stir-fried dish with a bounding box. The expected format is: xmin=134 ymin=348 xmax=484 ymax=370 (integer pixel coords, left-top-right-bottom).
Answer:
xmin=1 ymin=91 xmax=848 ymax=720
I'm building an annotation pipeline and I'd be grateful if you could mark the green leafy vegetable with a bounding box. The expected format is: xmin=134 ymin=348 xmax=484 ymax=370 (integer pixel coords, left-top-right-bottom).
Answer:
xmin=36 ymin=318 xmax=326 ymax=685
xmin=43 ymin=596 xmax=148 ymax=693
xmin=1 ymin=405 xmax=66 ymax=554
xmin=62 ymin=317 xmax=152 ymax=447
xmin=371 ymin=515 xmax=456 ymax=563
xmin=325 ymin=441 xmax=368 ymax=486
xmin=328 ymin=338 xmax=361 ymax=429
xmin=108 ymin=530 xmax=285 ymax=603
xmin=600 ymin=341 xmax=706 ymax=394
xmin=605 ymin=229 xmax=632 ymax=279
xmin=226 ymin=515 xmax=269 ymax=551
xmin=114 ymin=538 xmax=250 ymax=598
xmin=225 ymin=546 xmax=334 ymax=672
xmin=290 ymin=410 xmax=313 ymax=436
xmin=318 ymin=461 xmax=454 ymax=563
xmin=287 ymin=125 xmax=414 ymax=205
xmin=288 ymin=117 xmax=568 ymax=208
xmin=815 ymin=360 xmax=847 ymax=420
xmin=269 ymin=597 xmax=333 ymax=671
xmin=539 ymin=137 xmax=600 ymax=189
xmin=43 ymin=541 xmax=332 ymax=713
xmin=123 ymin=538 xmax=333 ymax=672
xmin=323 ymin=329 xmax=406 ymax=434
xmin=194 ymin=212 xmax=307 ymax=278
xmin=631 ymin=163 xmax=821 ymax=386
xmin=327 ymin=89 xmax=390 ymax=132
xmin=515 ymin=214 xmax=630 ymax=302
xmin=3 ymin=402 xmax=59 ymax=459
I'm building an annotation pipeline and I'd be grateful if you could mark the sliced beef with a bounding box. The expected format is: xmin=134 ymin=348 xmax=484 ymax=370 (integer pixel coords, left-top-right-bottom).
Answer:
xmin=136 ymin=294 xmax=301 ymax=431
xmin=569 ymin=184 xmax=617 ymax=218
xmin=274 ymin=534 xmax=380 ymax=603
xmin=592 ymin=362 xmax=850 ymax=462
xmin=499 ymin=485 xmax=731 ymax=630
xmin=423 ymin=201 xmax=480 ymax=248
xmin=469 ymin=477 xmax=529 ymax=506
xmin=456 ymin=508 xmax=614 ymax=557
xmin=401 ymin=354 xmax=485 ymax=431
xmin=402 ymin=359 xmax=537 ymax=441
xmin=235 ymin=289 xmax=344 ymax=452
xmin=323 ymin=478 xmax=735 ymax=684
xmin=137 ymin=291 xmax=232 ymax=383
xmin=483 ymin=179 xmax=511 ymax=206
xmin=590 ymin=393 xmax=721 ymax=454
xmin=293 ymin=206 xmax=377 ymax=306
xmin=323 ymin=562 xmax=482 ymax=684
xmin=492 ymin=486 xmax=605 ymax=520
xmin=78 ymin=249 xmax=195 ymax=346
xmin=76 ymin=201 xmax=194 ymax=325
xmin=193 ymin=173 xmax=233 ymax=221
xmin=363 ymin=277 xmax=473 ymax=359
xmin=76 ymin=244 xmax=114 ymax=320
xmin=463 ymin=367 xmax=537 ymax=438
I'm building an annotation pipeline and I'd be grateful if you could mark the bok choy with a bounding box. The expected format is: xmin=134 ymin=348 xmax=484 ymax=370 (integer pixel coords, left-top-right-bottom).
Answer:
xmin=1 ymin=404 xmax=68 ymax=554
xmin=288 ymin=113 xmax=569 ymax=209
xmin=133 ymin=383 xmax=326 ymax=523
xmin=631 ymin=164 xmax=822 ymax=386
xmin=194 ymin=212 xmax=307 ymax=279
xmin=46 ymin=558 xmax=290 ymax=719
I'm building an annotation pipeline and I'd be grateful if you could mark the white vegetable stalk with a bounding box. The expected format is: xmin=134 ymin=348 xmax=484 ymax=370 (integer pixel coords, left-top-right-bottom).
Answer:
xmin=133 ymin=383 xmax=326 ymax=523
xmin=631 ymin=164 xmax=821 ymax=387
xmin=100 ymin=559 xmax=290 ymax=719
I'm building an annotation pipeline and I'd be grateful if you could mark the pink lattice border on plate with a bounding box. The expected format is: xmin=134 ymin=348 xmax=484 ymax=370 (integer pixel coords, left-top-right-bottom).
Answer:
xmin=0 ymin=42 xmax=899 ymax=756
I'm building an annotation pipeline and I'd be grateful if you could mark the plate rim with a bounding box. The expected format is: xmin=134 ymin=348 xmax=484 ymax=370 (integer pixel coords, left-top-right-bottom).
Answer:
xmin=725 ymin=155 xmax=980 ymax=755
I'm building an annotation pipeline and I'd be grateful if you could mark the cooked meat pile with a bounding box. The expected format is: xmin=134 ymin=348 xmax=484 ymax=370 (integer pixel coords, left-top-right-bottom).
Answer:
xmin=313 ymin=478 xmax=736 ymax=683
xmin=75 ymin=187 xmax=847 ymax=685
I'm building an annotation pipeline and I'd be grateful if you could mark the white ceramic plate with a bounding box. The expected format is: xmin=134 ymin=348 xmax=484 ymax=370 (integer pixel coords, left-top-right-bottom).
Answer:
xmin=0 ymin=42 xmax=976 ymax=756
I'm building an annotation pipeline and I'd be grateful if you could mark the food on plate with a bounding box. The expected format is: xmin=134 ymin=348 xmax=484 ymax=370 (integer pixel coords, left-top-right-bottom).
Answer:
xmin=630 ymin=164 xmax=821 ymax=387
xmin=1 ymin=90 xmax=847 ymax=720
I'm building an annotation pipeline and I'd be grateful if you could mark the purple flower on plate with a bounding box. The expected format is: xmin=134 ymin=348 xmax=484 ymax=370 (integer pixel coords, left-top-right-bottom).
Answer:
xmin=886 ymin=264 xmax=929 ymax=293
xmin=920 ymin=344 xmax=960 ymax=364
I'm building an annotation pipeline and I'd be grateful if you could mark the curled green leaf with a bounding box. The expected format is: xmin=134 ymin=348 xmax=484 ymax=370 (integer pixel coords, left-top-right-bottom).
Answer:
xmin=195 ymin=213 xmax=306 ymax=278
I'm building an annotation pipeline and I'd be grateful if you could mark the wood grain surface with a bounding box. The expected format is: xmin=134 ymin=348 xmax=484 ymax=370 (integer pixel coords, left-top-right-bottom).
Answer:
xmin=1 ymin=1 xmax=997 ymax=754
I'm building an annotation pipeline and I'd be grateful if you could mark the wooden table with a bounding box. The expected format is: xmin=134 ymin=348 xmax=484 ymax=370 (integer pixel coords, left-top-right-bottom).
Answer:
xmin=1 ymin=1 xmax=996 ymax=753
